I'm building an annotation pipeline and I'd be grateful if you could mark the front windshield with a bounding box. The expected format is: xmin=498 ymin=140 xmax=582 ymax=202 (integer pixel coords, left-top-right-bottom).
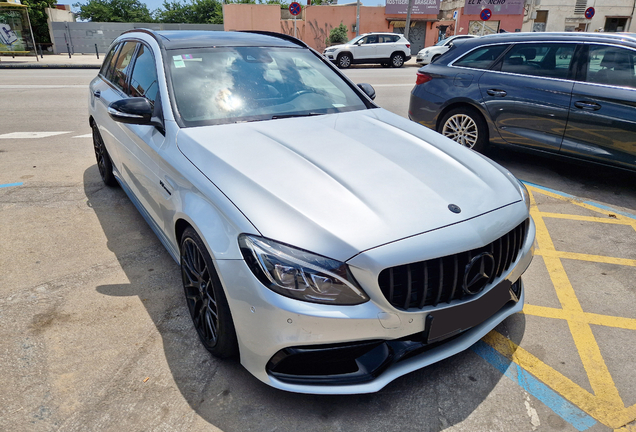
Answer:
xmin=346 ymin=36 xmax=363 ymax=44
xmin=435 ymin=38 xmax=449 ymax=46
xmin=168 ymin=46 xmax=368 ymax=126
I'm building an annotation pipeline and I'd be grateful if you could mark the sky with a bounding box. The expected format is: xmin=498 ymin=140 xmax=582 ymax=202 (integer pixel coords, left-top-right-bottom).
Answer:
xmin=137 ymin=0 xmax=386 ymax=14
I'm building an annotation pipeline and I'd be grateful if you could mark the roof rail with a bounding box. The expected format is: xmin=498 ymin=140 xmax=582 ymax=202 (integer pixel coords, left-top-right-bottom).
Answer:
xmin=240 ymin=30 xmax=308 ymax=48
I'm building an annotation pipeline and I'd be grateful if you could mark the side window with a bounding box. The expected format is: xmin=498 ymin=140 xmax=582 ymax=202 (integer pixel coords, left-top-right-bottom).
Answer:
xmin=586 ymin=45 xmax=636 ymax=89
xmin=392 ymin=35 xmax=400 ymax=43
xmin=111 ymin=41 xmax=137 ymax=93
xmin=100 ymin=43 xmax=119 ymax=78
xmin=453 ymin=45 xmax=508 ymax=70
xmin=129 ymin=44 xmax=159 ymax=106
xmin=104 ymin=44 xmax=122 ymax=83
xmin=367 ymin=35 xmax=378 ymax=44
xmin=501 ymin=43 xmax=574 ymax=79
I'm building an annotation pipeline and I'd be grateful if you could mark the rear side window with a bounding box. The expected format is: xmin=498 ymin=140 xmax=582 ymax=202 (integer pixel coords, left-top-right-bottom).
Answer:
xmin=585 ymin=45 xmax=636 ymax=89
xmin=100 ymin=43 xmax=119 ymax=78
xmin=453 ymin=45 xmax=508 ymax=70
xmin=111 ymin=41 xmax=137 ymax=93
xmin=129 ymin=44 xmax=159 ymax=106
xmin=501 ymin=43 xmax=575 ymax=79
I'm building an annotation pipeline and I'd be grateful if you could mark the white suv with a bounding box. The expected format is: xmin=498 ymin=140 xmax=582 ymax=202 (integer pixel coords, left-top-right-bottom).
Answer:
xmin=416 ymin=34 xmax=478 ymax=65
xmin=323 ymin=33 xmax=411 ymax=68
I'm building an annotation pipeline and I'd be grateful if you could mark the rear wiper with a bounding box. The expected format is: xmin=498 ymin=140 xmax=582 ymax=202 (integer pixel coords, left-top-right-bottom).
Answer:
xmin=271 ymin=112 xmax=324 ymax=119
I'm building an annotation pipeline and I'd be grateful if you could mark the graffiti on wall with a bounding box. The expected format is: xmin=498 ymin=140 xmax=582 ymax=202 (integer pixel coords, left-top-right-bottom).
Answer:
xmin=281 ymin=20 xmax=304 ymax=40
xmin=308 ymin=20 xmax=333 ymax=53
xmin=280 ymin=19 xmax=336 ymax=52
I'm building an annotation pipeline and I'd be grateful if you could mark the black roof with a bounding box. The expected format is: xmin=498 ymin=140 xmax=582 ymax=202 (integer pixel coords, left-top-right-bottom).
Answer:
xmin=124 ymin=29 xmax=304 ymax=50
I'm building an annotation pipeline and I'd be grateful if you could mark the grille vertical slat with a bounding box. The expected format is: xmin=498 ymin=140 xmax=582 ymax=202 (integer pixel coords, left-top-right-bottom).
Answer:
xmin=404 ymin=265 xmax=412 ymax=309
xmin=447 ymin=254 xmax=459 ymax=302
xmin=378 ymin=219 xmax=529 ymax=311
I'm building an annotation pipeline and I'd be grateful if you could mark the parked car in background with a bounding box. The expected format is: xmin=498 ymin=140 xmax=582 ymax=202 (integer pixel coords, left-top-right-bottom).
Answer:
xmin=409 ymin=32 xmax=636 ymax=170
xmin=323 ymin=32 xmax=411 ymax=68
xmin=416 ymin=34 xmax=478 ymax=65
xmin=90 ymin=29 xmax=534 ymax=395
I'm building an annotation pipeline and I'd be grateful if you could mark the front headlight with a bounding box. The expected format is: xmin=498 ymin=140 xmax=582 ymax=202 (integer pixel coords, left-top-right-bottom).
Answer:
xmin=239 ymin=235 xmax=369 ymax=305
xmin=519 ymin=180 xmax=530 ymax=211
xmin=324 ymin=48 xmax=336 ymax=53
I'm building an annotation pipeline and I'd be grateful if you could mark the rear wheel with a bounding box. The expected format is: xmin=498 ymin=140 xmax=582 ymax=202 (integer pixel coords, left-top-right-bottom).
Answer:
xmin=438 ymin=107 xmax=488 ymax=153
xmin=181 ymin=227 xmax=238 ymax=359
xmin=92 ymin=123 xmax=118 ymax=187
xmin=337 ymin=53 xmax=352 ymax=69
xmin=391 ymin=52 xmax=405 ymax=68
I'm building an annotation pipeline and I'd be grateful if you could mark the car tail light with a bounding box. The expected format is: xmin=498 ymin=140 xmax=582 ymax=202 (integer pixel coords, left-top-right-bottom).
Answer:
xmin=415 ymin=72 xmax=432 ymax=85
xmin=406 ymin=44 xmax=411 ymax=48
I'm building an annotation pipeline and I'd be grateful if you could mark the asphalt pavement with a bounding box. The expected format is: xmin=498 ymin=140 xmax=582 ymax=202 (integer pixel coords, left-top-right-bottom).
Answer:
xmin=1 ymin=67 xmax=635 ymax=432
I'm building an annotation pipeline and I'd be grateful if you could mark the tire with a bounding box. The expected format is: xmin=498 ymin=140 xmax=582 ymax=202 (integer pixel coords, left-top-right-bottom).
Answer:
xmin=181 ymin=227 xmax=239 ymax=359
xmin=337 ymin=53 xmax=352 ymax=69
xmin=92 ymin=123 xmax=118 ymax=187
xmin=438 ymin=107 xmax=488 ymax=153
xmin=391 ymin=52 xmax=405 ymax=68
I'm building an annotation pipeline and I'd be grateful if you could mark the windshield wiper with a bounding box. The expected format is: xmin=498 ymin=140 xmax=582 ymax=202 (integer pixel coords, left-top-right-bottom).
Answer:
xmin=271 ymin=112 xmax=324 ymax=120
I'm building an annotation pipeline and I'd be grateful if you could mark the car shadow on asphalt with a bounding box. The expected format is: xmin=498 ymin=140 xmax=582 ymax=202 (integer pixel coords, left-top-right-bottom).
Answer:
xmin=486 ymin=146 xmax=636 ymax=214
xmin=84 ymin=165 xmax=526 ymax=432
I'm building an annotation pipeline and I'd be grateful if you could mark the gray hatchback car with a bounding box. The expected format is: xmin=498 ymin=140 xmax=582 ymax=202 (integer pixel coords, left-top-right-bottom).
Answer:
xmin=409 ymin=32 xmax=636 ymax=171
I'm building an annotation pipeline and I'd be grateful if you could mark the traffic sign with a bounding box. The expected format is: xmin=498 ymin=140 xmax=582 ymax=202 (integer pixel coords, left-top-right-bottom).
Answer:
xmin=585 ymin=7 xmax=595 ymax=19
xmin=453 ymin=10 xmax=458 ymax=20
xmin=289 ymin=2 xmax=301 ymax=16
xmin=480 ymin=8 xmax=492 ymax=21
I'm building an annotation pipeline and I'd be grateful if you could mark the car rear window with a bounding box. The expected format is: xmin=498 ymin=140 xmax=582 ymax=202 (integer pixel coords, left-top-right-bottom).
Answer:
xmin=501 ymin=43 xmax=575 ymax=79
xmin=167 ymin=47 xmax=368 ymax=126
xmin=453 ymin=44 xmax=508 ymax=70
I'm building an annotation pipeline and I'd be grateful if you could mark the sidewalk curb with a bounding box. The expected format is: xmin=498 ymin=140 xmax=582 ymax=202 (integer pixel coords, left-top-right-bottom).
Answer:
xmin=0 ymin=63 xmax=100 ymax=69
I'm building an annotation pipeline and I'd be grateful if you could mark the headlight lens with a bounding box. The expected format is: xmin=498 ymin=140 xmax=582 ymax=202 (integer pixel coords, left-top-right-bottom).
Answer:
xmin=325 ymin=48 xmax=336 ymax=53
xmin=239 ymin=235 xmax=369 ymax=305
xmin=518 ymin=180 xmax=530 ymax=211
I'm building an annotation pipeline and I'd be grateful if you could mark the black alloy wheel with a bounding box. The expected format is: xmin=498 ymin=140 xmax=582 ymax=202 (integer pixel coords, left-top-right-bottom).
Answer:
xmin=337 ymin=53 xmax=352 ymax=69
xmin=391 ymin=52 xmax=405 ymax=68
xmin=92 ymin=124 xmax=118 ymax=187
xmin=181 ymin=227 xmax=238 ymax=358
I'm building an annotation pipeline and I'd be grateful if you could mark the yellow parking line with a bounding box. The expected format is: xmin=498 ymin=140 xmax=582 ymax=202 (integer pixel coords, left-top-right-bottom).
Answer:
xmin=529 ymin=189 xmax=625 ymax=410
xmin=534 ymin=250 xmax=636 ymax=267
xmin=539 ymin=212 xmax=633 ymax=226
xmin=524 ymin=304 xmax=636 ymax=331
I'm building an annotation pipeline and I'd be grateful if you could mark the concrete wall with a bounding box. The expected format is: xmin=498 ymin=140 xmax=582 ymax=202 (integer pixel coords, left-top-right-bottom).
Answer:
xmin=49 ymin=22 xmax=224 ymax=55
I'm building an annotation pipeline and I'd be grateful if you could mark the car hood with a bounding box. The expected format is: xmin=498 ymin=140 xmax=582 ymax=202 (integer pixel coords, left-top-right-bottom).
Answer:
xmin=326 ymin=44 xmax=350 ymax=51
xmin=177 ymin=109 xmax=522 ymax=261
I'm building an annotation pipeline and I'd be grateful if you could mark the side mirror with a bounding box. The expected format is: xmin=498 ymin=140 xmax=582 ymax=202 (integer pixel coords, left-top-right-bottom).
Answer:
xmin=108 ymin=98 xmax=153 ymax=125
xmin=357 ymin=83 xmax=376 ymax=100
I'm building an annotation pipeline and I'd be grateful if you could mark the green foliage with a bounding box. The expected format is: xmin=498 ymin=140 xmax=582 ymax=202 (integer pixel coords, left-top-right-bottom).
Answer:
xmin=154 ymin=0 xmax=223 ymax=24
xmin=21 ymin=0 xmax=57 ymax=43
xmin=73 ymin=0 xmax=154 ymax=23
xmin=328 ymin=22 xmax=347 ymax=44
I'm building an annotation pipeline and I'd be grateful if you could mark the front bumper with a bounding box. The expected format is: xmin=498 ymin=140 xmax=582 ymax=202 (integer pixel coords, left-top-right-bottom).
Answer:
xmin=216 ymin=203 xmax=535 ymax=394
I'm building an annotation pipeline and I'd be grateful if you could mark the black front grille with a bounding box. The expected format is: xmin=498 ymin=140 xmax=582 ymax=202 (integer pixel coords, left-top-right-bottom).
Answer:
xmin=378 ymin=219 xmax=529 ymax=310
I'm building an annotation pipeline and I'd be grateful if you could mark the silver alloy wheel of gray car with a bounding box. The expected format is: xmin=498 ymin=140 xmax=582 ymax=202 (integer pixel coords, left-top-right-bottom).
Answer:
xmin=338 ymin=53 xmax=351 ymax=68
xmin=442 ymin=114 xmax=479 ymax=149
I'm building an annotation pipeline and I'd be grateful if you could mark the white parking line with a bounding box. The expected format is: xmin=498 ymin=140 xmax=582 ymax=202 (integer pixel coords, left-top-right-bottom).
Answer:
xmin=72 ymin=134 xmax=92 ymax=138
xmin=0 ymin=132 xmax=71 ymax=139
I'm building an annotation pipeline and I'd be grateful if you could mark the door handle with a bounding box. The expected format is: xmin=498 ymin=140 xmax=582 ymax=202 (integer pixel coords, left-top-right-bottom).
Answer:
xmin=574 ymin=101 xmax=601 ymax=111
xmin=93 ymin=90 xmax=101 ymax=98
xmin=487 ymin=89 xmax=507 ymax=97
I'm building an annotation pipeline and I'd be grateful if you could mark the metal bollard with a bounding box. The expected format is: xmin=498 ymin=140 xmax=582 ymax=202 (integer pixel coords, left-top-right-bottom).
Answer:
xmin=95 ymin=43 xmax=99 ymax=59
xmin=66 ymin=42 xmax=71 ymax=58
xmin=38 ymin=44 xmax=43 ymax=58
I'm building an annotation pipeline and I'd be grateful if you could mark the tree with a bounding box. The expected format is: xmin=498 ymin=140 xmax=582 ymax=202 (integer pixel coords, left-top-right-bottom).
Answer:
xmin=21 ymin=0 xmax=57 ymax=43
xmin=155 ymin=0 xmax=222 ymax=24
xmin=327 ymin=23 xmax=348 ymax=45
xmin=73 ymin=0 xmax=154 ymax=23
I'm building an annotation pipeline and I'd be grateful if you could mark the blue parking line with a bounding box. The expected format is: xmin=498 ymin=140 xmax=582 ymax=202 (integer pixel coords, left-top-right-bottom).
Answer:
xmin=522 ymin=181 xmax=636 ymax=220
xmin=0 ymin=182 xmax=23 ymax=188
xmin=471 ymin=341 xmax=597 ymax=431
